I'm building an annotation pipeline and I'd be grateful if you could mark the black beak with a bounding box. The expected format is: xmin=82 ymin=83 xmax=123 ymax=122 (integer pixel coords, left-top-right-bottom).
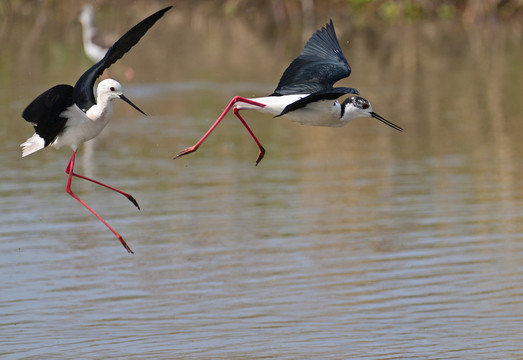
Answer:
xmin=120 ymin=94 xmax=147 ymax=116
xmin=371 ymin=112 xmax=402 ymax=131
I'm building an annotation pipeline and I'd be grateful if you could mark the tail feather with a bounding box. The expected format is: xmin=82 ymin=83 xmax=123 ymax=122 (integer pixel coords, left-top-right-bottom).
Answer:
xmin=21 ymin=133 xmax=45 ymax=157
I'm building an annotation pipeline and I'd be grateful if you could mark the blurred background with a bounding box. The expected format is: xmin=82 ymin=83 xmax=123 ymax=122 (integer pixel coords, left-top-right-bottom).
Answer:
xmin=1 ymin=1 xmax=523 ymax=359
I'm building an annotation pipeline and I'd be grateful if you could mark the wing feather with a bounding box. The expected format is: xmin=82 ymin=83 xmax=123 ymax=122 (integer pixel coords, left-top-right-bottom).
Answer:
xmin=277 ymin=87 xmax=359 ymax=117
xmin=22 ymin=84 xmax=74 ymax=147
xmin=73 ymin=6 xmax=172 ymax=111
xmin=272 ymin=20 xmax=351 ymax=96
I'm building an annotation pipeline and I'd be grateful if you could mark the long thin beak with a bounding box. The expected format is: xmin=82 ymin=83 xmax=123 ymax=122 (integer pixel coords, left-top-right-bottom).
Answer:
xmin=371 ymin=112 xmax=402 ymax=131
xmin=120 ymin=94 xmax=147 ymax=116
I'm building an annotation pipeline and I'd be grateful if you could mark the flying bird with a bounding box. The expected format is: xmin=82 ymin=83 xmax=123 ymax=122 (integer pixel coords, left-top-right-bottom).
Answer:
xmin=21 ymin=6 xmax=172 ymax=254
xmin=175 ymin=19 xmax=402 ymax=165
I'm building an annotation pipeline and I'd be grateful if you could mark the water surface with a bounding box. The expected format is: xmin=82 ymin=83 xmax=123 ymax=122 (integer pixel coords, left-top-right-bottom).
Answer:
xmin=1 ymin=4 xmax=522 ymax=359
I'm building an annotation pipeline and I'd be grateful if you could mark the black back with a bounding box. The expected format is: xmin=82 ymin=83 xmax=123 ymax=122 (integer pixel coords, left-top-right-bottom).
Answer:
xmin=277 ymin=87 xmax=359 ymax=117
xmin=73 ymin=6 xmax=172 ymax=111
xmin=271 ymin=19 xmax=351 ymax=96
xmin=22 ymin=84 xmax=74 ymax=146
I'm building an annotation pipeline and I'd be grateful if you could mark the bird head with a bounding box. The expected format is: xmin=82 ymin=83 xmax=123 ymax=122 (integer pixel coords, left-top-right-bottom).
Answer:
xmin=341 ymin=96 xmax=402 ymax=131
xmin=97 ymin=79 xmax=147 ymax=116
xmin=79 ymin=5 xmax=94 ymax=27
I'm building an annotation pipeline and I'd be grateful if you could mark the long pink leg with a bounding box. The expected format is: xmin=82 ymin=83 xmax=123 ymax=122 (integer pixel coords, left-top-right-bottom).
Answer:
xmin=65 ymin=151 xmax=134 ymax=254
xmin=65 ymin=157 xmax=139 ymax=209
xmin=174 ymin=96 xmax=266 ymax=165
xmin=232 ymin=107 xmax=265 ymax=165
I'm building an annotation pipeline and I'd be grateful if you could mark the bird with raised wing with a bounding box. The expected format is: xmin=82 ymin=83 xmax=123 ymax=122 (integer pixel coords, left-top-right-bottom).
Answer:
xmin=21 ymin=6 xmax=172 ymax=254
xmin=175 ymin=20 xmax=402 ymax=165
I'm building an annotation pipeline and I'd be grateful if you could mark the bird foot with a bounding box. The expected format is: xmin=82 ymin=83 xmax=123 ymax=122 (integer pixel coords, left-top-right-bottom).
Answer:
xmin=117 ymin=234 xmax=134 ymax=254
xmin=174 ymin=146 xmax=197 ymax=159
xmin=255 ymin=146 xmax=266 ymax=166
xmin=127 ymin=195 xmax=140 ymax=210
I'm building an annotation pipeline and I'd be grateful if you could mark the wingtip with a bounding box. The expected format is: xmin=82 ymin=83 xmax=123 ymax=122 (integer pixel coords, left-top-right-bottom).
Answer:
xmin=160 ymin=5 xmax=173 ymax=13
xmin=321 ymin=19 xmax=336 ymax=36
xmin=73 ymin=4 xmax=174 ymax=110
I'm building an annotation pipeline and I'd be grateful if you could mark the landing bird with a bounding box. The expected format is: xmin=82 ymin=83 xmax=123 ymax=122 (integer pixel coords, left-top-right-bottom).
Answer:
xmin=21 ymin=6 xmax=172 ymax=254
xmin=175 ymin=20 xmax=402 ymax=165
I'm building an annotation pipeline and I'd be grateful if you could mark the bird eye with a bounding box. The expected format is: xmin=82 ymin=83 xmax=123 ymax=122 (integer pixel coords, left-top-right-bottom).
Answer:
xmin=362 ymin=103 xmax=369 ymax=109
xmin=110 ymin=87 xmax=115 ymax=91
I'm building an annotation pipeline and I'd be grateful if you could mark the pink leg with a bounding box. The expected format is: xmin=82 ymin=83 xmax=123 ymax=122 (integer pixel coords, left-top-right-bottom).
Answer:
xmin=65 ymin=156 xmax=139 ymax=209
xmin=174 ymin=96 xmax=266 ymax=165
xmin=233 ymin=107 xmax=265 ymax=165
xmin=65 ymin=151 xmax=134 ymax=254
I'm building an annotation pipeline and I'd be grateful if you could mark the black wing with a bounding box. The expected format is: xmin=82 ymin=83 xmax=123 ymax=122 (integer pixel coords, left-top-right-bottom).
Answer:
xmin=271 ymin=19 xmax=351 ymax=96
xmin=22 ymin=84 xmax=74 ymax=147
xmin=73 ymin=6 xmax=172 ymax=111
xmin=277 ymin=87 xmax=359 ymax=117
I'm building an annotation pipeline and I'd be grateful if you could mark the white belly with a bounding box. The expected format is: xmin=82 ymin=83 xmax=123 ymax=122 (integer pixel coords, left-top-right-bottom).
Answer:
xmin=52 ymin=104 xmax=112 ymax=150
xmin=235 ymin=95 xmax=306 ymax=115
xmin=236 ymin=95 xmax=346 ymax=127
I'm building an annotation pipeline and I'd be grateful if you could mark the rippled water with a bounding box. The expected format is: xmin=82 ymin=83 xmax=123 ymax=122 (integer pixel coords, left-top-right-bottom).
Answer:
xmin=1 ymin=3 xmax=523 ymax=359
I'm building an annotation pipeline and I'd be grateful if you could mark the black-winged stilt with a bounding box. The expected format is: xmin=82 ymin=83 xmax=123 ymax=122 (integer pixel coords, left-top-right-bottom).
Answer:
xmin=79 ymin=4 xmax=136 ymax=80
xmin=79 ymin=5 xmax=118 ymax=63
xmin=21 ymin=6 xmax=172 ymax=254
xmin=175 ymin=19 xmax=402 ymax=165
